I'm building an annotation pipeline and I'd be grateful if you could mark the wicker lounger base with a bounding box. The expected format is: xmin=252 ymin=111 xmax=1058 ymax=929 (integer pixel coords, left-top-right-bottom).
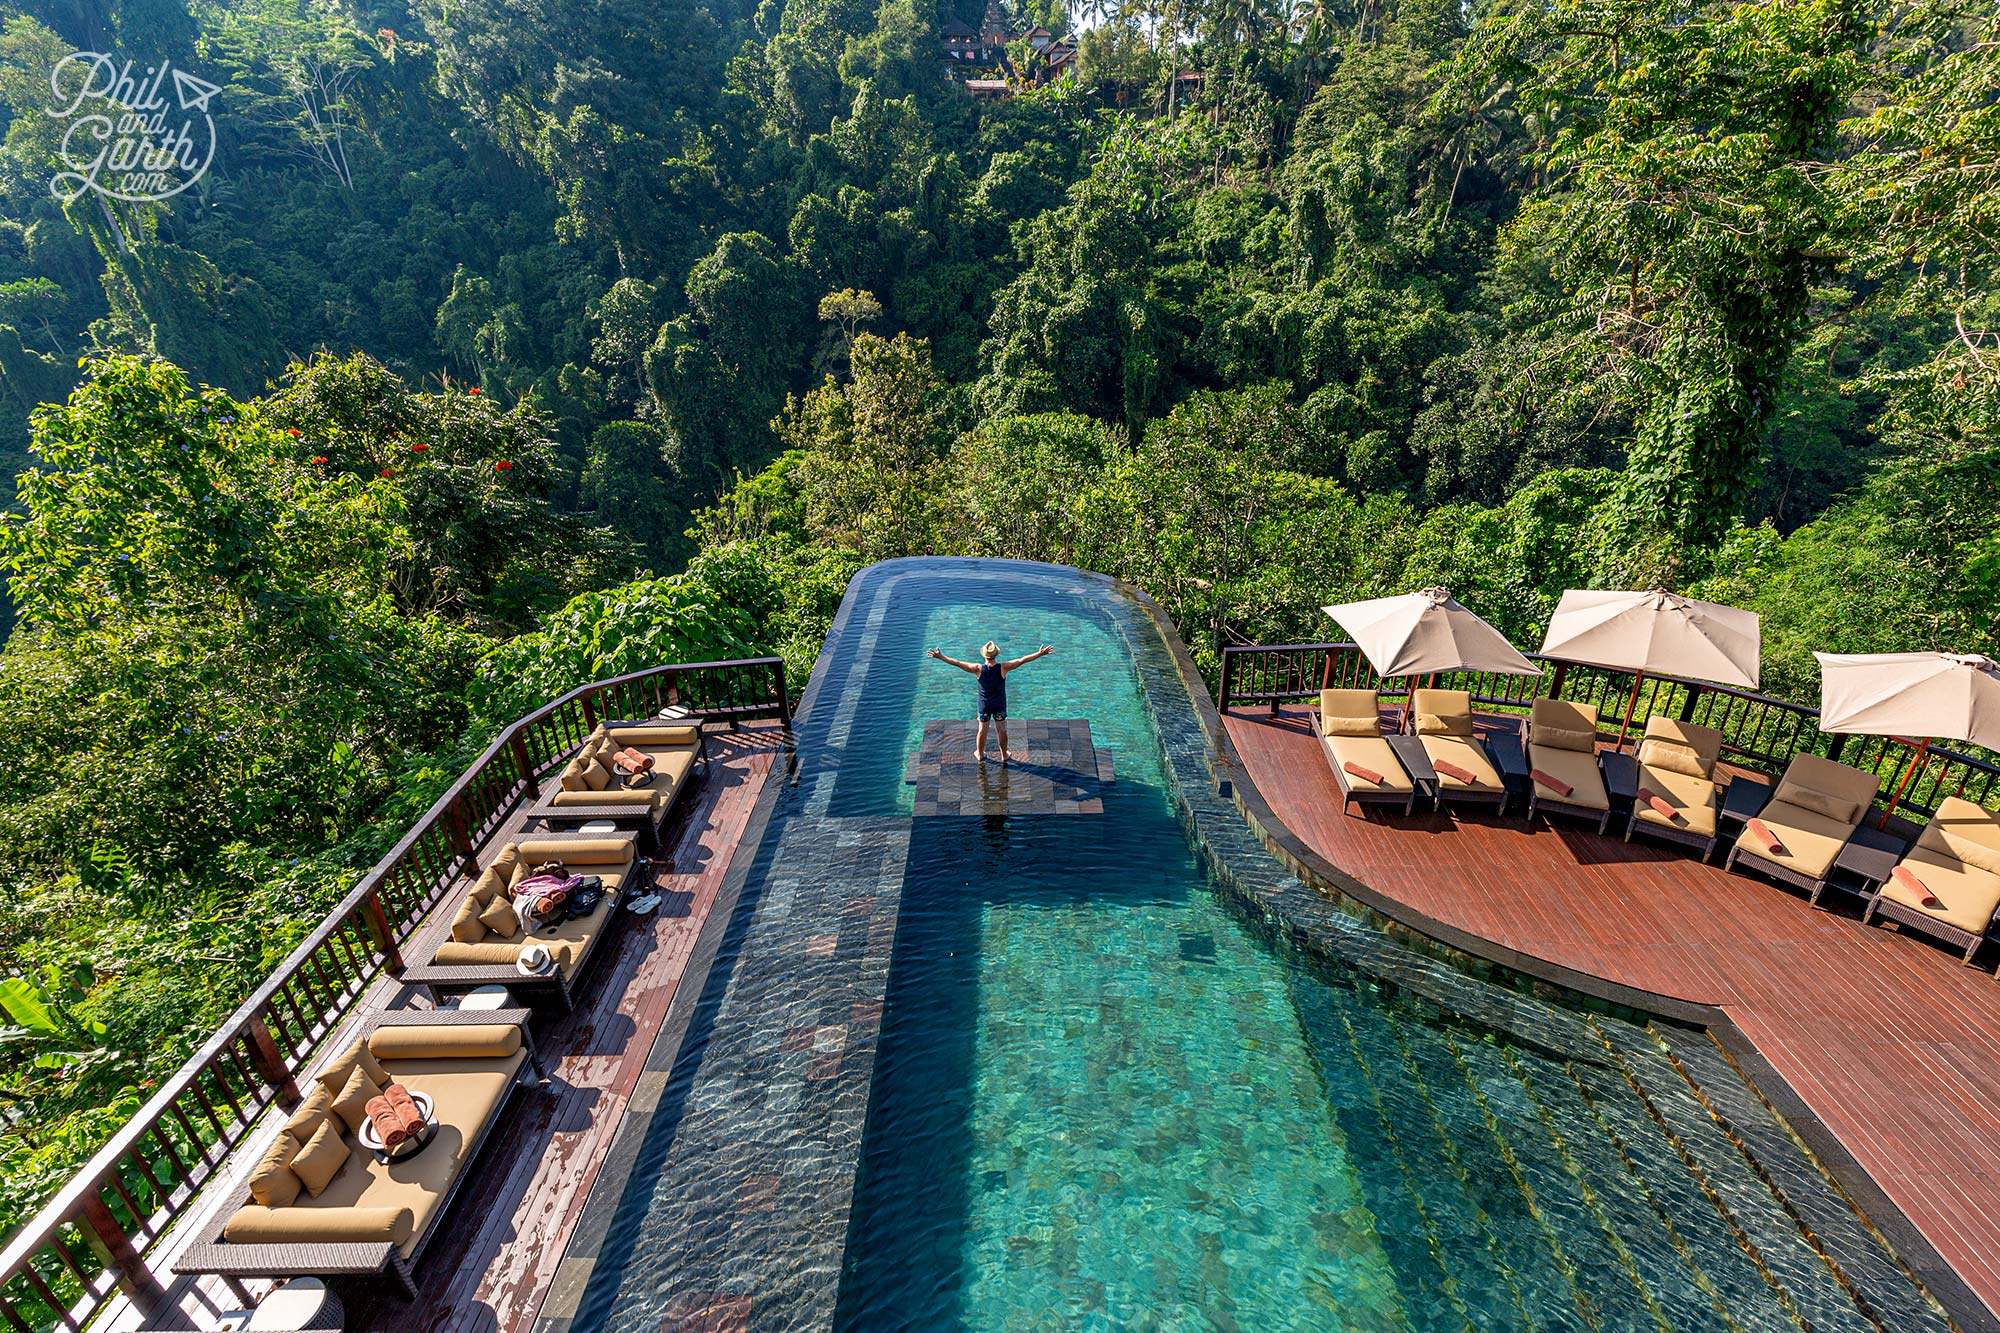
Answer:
xmin=1311 ymin=716 xmax=1415 ymax=818
xmin=1725 ymin=843 xmax=1834 ymax=901
xmin=1528 ymin=792 xmax=1612 ymax=835
xmin=1626 ymin=816 xmax=1718 ymax=862
xmin=1862 ymin=894 xmax=1993 ymax=965
xmin=1435 ymin=786 xmax=1508 ymax=816
xmin=174 ymin=1010 xmax=542 ymax=1299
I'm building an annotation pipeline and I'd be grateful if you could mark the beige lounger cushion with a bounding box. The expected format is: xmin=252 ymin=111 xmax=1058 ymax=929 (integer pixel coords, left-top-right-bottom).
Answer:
xmin=1527 ymin=745 xmax=1608 ymax=809
xmin=1318 ymin=689 xmax=1384 ymax=737
xmin=608 ymin=724 xmax=701 ymax=746
xmin=225 ymin=1203 xmax=414 ymax=1249
xmin=313 ymin=1041 xmax=388 ymax=1100
xmin=369 ymin=1024 xmax=523 ymax=1062
xmin=1746 ymin=800 xmax=1856 ymax=879
xmin=329 ymin=1066 xmax=383 ymax=1135
xmin=502 ymin=837 xmax=636 ymax=868
xmin=550 ymin=787 xmax=661 ymax=809
xmin=1411 ymin=689 xmax=1473 ymax=738
xmin=292 ymin=1120 xmax=349 ymax=1198
xmin=534 ymin=893 xmax=622 ymax=974
xmin=1321 ymin=734 xmax=1412 ymax=794
xmin=247 ymin=1134 xmax=304 ymax=1208
xmin=450 ymin=897 xmax=487 ymax=944
xmin=432 ymin=940 xmax=528 ymax=966
xmin=1530 ymin=700 xmax=1599 ymax=753
xmin=1783 ymin=786 xmax=1865 ymax=825
xmin=283 ymin=1083 xmax=334 ymax=1143
xmin=1640 ymin=716 xmax=1720 ymax=780
xmin=238 ymin=1047 xmax=526 ymax=1258
xmin=1634 ymin=767 xmax=1720 ymax=835
xmin=1420 ymin=735 xmax=1500 ymax=791
xmin=1914 ymin=797 xmax=2000 ymax=875
xmin=1879 ymin=846 xmax=2000 ymax=934
xmin=1771 ymin=754 xmax=1878 ymax=824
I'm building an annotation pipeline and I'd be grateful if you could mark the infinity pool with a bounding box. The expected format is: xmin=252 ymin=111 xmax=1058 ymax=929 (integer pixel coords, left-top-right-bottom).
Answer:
xmin=565 ymin=560 xmax=1937 ymax=1333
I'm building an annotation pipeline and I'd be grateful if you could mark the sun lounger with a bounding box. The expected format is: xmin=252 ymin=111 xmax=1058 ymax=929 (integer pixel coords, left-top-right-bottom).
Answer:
xmin=176 ymin=1008 xmax=542 ymax=1299
xmin=1624 ymin=717 xmax=1726 ymax=860
xmin=1862 ymin=797 xmax=2000 ymax=964
xmin=403 ymin=831 xmax=641 ymax=1010
xmin=1521 ymin=699 xmax=1611 ymax=833
xmin=1312 ymin=688 xmax=1416 ymax=816
xmin=1410 ymin=688 xmax=1506 ymax=813
xmin=1725 ymin=752 xmax=1881 ymax=902
xmin=523 ymin=722 xmax=706 ymax=850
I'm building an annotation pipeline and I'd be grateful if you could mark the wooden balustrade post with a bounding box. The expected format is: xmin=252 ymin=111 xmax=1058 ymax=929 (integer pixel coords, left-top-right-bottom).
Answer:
xmin=442 ymin=801 xmax=478 ymax=878
xmin=1218 ymin=651 xmax=1235 ymax=715
xmin=775 ymin=664 xmax=793 ymax=728
xmin=510 ymin=732 xmax=534 ymax=791
xmin=79 ymin=1193 xmax=166 ymax=1315
xmin=580 ymin=692 xmax=598 ymax=731
xmin=243 ymin=1013 xmax=301 ymax=1108
xmin=360 ymin=890 xmax=404 ymax=972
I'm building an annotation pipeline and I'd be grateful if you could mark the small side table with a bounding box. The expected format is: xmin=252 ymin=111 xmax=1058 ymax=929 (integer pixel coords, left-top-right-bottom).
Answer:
xmin=578 ymin=820 xmax=620 ymax=834
xmin=458 ymin=984 xmax=515 ymax=1011
xmin=1600 ymin=752 xmax=1640 ymax=831
xmin=1385 ymin=734 xmax=1439 ymax=808
xmin=248 ymin=1277 xmax=345 ymax=1330
xmin=1718 ymin=777 xmax=1772 ymax=844
xmin=1481 ymin=731 xmax=1533 ymax=812
xmin=1823 ymin=824 xmax=1907 ymax=906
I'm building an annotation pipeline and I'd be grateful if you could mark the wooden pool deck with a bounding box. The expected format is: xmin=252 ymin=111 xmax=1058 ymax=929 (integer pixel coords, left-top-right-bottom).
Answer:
xmin=1223 ymin=703 xmax=2000 ymax=1327
xmin=120 ymin=725 xmax=783 ymax=1333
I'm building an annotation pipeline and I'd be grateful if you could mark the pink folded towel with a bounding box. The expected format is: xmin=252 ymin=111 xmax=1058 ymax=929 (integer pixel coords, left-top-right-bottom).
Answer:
xmin=1744 ymin=818 xmax=1787 ymax=856
xmin=1343 ymin=761 xmax=1386 ymax=785
xmin=1890 ymin=864 xmax=1942 ymax=909
xmin=1638 ymin=787 xmax=1684 ymax=824
xmin=1432 ymin=760 xmax=1480 ymax=785
xmin=1531 ymin=768 xmax=1573 ymax=798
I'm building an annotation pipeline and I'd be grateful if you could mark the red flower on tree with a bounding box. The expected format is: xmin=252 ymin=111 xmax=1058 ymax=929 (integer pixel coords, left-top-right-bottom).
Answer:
xmin=410 ymin=442 xmax=430 ymax=453
xmin=495 ymin=459 xmax=513 ymax=472
xmin=379 ymin=467 xmax=396 ymax=478
xmin=467 ymin=386 xmax=482 ymax=395
xmin=309 ymin=456 xmax=328 ymax=466
xmin=287 ymin=428 xmax=300 ymax=437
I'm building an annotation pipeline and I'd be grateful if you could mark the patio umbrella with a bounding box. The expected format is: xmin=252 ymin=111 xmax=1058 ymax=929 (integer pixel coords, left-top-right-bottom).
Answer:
xmin=1815 ymin=651 xmax=2000 ymax=827
xmin=1537 ymin=588 xmax=1761 ymax=746
xmin=1322 ymin=587 xmax=1539 ymax=725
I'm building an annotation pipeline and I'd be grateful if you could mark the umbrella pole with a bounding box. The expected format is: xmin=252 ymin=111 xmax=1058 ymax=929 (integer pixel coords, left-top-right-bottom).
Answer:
xmin=1616 ymin=672 xmax=1645 ymax=749
xmin=1880 ymin=737 xmax=1931 ymax=830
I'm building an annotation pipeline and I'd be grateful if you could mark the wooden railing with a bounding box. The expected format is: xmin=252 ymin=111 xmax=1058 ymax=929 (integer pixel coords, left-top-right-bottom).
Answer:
xmin=0 ymin=657 xmax=789 ymax=1333
xmin=1218 ymin=642 xmax=2000 ymax=818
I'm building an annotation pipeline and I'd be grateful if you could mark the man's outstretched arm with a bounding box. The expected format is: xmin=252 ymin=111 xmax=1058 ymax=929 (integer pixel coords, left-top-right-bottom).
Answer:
xmin=927 ymin=648 xmax=980 ymax=674
xmin=1002 ymin=645 xmax=1054 ymax=672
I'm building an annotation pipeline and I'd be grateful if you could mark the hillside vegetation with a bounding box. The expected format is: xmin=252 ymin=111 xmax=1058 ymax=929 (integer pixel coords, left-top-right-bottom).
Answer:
xmin=0 ymin=0 xmax=1995 ymax=1241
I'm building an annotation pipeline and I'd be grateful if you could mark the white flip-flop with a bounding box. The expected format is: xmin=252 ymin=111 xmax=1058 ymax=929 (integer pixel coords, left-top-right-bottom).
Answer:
xmin=625 ymin=893 xmax=662 ymax=915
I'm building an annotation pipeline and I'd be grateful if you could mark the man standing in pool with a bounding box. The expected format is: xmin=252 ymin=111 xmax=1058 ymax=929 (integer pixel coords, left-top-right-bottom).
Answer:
xmin=927 ymin=640 xmax=1054 ymax=763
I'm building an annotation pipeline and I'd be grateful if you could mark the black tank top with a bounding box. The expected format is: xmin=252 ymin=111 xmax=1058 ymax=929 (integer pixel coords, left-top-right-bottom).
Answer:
xmin=977 ymin=662 xmax=1006 ymax=713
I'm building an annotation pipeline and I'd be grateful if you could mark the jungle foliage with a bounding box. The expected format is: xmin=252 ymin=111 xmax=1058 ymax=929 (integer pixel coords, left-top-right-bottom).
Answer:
xmin=0 ymin=0 xmax=1995 ymax=1247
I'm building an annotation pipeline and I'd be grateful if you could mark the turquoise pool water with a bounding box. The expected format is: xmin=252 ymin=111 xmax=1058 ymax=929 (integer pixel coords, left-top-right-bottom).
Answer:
xmin=567 ymin=560 xmax=1930 ymax=1333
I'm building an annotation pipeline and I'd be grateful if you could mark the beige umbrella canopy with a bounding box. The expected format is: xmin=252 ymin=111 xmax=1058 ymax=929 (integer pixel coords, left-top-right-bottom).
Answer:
xmin=1816 ymin=652 xmax=2000 ymax=825
xmin=1537 ymin=588 xmax=1761 ymax=744
xmin=1322 ymin=587 xmax=1540 ymax=678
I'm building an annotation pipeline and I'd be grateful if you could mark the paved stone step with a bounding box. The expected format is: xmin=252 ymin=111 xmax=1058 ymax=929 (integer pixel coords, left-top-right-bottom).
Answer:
xmin=1316 ymin=976 xmax=1546 ymax=1333
xmin=1292 ymin=977 xmax=1482 ymax=1333
xmin=1506 ymin=1046 xmax=1781 ymax=1333
xmin=1386 ymin=1012 xmax=1600 ymax=1333
xmin=1448 ymin=1033 xmax=1667 ymax=1333
xmin=1598 ymin=1025 xmax=1915 ymax=1333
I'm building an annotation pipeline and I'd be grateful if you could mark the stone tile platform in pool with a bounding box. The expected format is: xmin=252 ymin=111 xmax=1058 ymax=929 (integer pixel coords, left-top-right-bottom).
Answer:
xmin=525 ymin=559 xmax=1983 ymax=1333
